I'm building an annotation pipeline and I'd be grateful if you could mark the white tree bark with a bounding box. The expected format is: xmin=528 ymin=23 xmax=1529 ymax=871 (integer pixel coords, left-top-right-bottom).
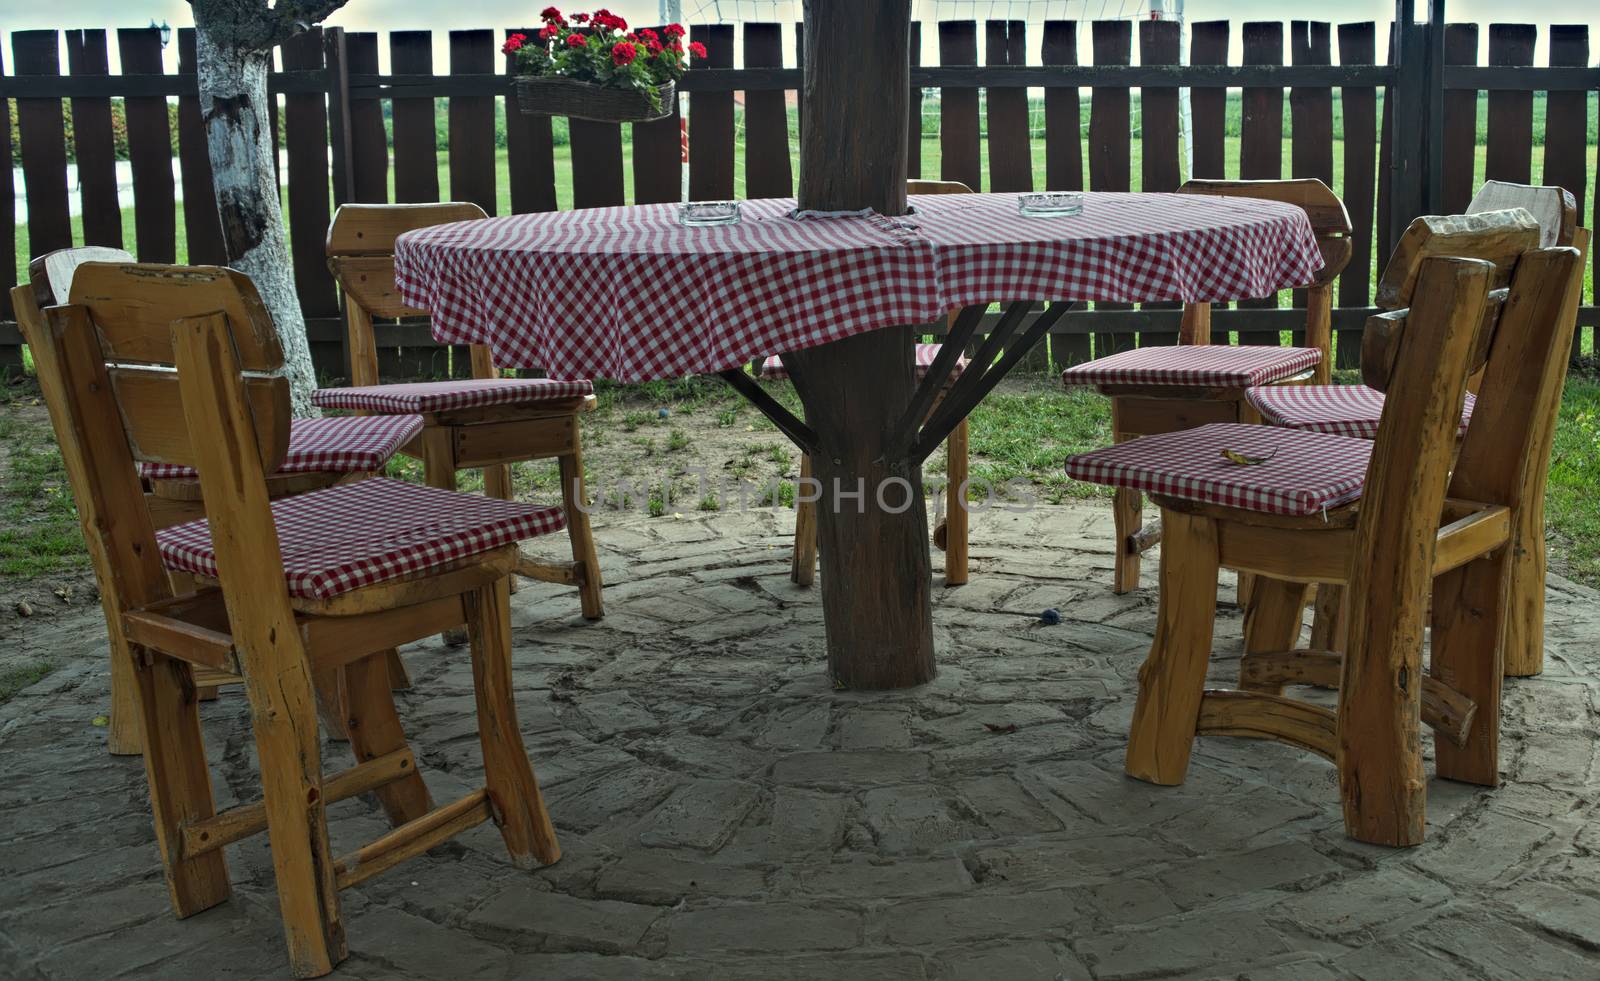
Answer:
xmin=189 ymin=0 xmax=349 ymax=417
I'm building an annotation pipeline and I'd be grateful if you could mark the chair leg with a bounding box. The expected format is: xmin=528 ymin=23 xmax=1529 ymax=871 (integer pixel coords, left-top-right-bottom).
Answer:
xmin=1112 ymin=489 xmax=1143 ymax=594
xmin=1502 ymin=496 xmax=1546 ymax=678
xmin=1309 ymin=583 xmax=1349 ymax=653
xmin=464 ymin=577 xmax=561 ymax=868
xmin=483 ymin=463 xmax=520 ymax=595
xmin=944 ymin=417 xmax=970 ymax=586
xmin=421 ymin=428 xmax=468 ymax=647
xmin=129 ymin=645 xmax=232 ymax=918
xmin=385 ymin=649 xmax=412 ymax=690
xmin=342 ymin=652 xmax=434 ymax=826
xmin=1430 ymin=552 xmax=1509 ymax=787
xmin=1307 ymin=284 xmax=1333 ymax=385
xmin=559 ymin=447 xmax=605 ymax=620
xmin=791 ymin=454 xmax=818 ymax=586
xmin=311 ymin=663 xmax=352 ymax=742
xmin=107 ymin=627 xmax=146 ymax=754
xmin=244 ymin=652 xmax=347 ymax=978
xmin=1126 ymin=510 xmax=1221 ymax=785
xmin=1239 ymin=577 xmax=1313 ymax=694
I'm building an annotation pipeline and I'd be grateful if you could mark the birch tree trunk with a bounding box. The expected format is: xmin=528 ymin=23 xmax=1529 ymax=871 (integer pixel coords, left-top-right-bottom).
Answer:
xmin=189 ymin=0 xmax=348 ymax=417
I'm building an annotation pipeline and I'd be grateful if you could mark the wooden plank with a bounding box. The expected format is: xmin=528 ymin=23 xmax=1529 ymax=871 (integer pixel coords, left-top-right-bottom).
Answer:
xmin=64 ymin=31 xmax=122 ymax=251
xmin=629 ymin=26 xmax=682 ymax=206
xmin=1138 ymin=19 xmax=1182 ymax=349
xmin=1438 ymin=24 xmax=1480 ymax=216
xmin=280 ymin=29 xmax=338 ymax=319
xmin=176 ymin=29 xmax=226 ymax=265
xmin=1289 ymin=22 xmax=1332 ymax=349
xmin=1088 ymin=20 xmax=1133 ymax=358
xmin=567 ymin=117 xmax=625 ymax=208
xmin=117 ymin=28 xmax=177 ymax=263
xmin=1239 ymin=22 xmax=1285 ymax=348
xmin=1188 ymin=21 xmax=1229 ymax=181
xmin=323 ymin=28 xmax=355 ymax=208
xmin=1376 ymin=24 xmax=1397 ymax=272
xmin=0 ymin=46 xmax=13 ymax=325
xmin=1338 ymin=22 xmax=1378 ymax=368
xmin=448 ymin=30 xmax=497 ymax=215
xmin=938 ymin=21 xmax=980 ymax=190
xmin=504 ymin=27 xmax=558 ymax=213
xmin=13 ymin=31 xmax=72 ymax=259
xmin=1043 ymin=21 xmax=1085 ymax=365
xmin=1484 ymin=24 xmax=1535 ymax=185
xmin=687 ymin=24 xmax=734 ymax=202
xmin=390 ymin=31 xmax=440 ymax=203
xmin=1545 ymin=25 xmax=1590 ymax=359
xmin=907 ymin=22 xmax=922 ymax=180
xmin=984 ymin=21 xmax=1031 ymax=193
xmin=1041 ymin=21 xmax=1082 ymax=194
xmin=345 ymin=33 xmax=389 ymax=204
xmin=743 ymin=23 xmax=792 ymax=199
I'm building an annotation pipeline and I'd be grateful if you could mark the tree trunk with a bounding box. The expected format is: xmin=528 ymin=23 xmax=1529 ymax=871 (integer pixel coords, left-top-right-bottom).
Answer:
xmin=194 ymin=25 xmax=318 ymax=416
xmin=790 ymin=0 xmax=932 ymax=690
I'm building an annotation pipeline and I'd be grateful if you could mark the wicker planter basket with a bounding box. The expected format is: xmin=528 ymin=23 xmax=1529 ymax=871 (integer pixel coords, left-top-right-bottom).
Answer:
xmin=514 ymin=77 xmax=674 ymax=123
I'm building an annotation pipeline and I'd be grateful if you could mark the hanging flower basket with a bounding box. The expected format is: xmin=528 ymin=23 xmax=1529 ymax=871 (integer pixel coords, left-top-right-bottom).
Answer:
xmin=506 ymin=8 xmax=705 ymax=124
xmin=515 ymin=76 xmax=676 ymax=123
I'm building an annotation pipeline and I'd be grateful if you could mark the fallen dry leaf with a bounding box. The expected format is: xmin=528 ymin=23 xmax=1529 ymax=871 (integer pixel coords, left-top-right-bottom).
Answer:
xmin=983 ymin=722 xmax=1019 ymax=734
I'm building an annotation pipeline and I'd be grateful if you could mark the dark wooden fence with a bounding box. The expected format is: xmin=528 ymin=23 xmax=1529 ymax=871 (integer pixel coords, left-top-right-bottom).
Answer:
xmin=1 ymin=16 xmax=1597 ymax=379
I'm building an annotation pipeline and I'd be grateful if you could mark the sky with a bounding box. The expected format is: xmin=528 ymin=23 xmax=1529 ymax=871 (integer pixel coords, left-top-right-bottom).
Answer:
xmin=1 ymin=0 xmax=1596 ymax=71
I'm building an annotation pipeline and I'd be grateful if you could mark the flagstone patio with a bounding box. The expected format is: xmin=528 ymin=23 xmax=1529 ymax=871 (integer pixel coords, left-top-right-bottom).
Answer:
xmin=3 ymin=503 xmax=1598 ymax=980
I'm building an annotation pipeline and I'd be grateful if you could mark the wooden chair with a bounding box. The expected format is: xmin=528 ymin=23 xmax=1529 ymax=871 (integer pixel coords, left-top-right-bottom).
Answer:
xmin=1061 ymin=178 xmax=1353 ymax=594
xmin=29 ymin=248 xmax=422 ymax=756
xmin=1063 ymin=210 xmax=1585 ymax=845
xmin=16 ymin=263 xmax=563 ymax=977
xmin=779 ymin=178 xmax=976 ymax=587
xmin=1244 ymin=183 xmax=1583 ymax=675
xmin=322 ymin=202 xmax=604 ymax=619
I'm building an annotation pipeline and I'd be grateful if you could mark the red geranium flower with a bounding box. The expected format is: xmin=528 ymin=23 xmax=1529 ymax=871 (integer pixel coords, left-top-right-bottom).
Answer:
xmin=612 ymin=41 xmax=637 ymax=65
xmin=571 ymin=12 xmax=589 ymax=23
xmin=540 ymin=6 xmax=563 ymax=22
xmin=540 ymin=25 xmax=560 ymax=42
xmin=567 ymin=33 xmax=588 ymax=49
xmin=688 ymin=41 xmax=708 ymax=59
xmin=636 ymin=28 xmax=659 ymax=43
xmin=663 ymin=24 xmax=685 ymax=40
xmin=502 ymin=32 xmax=526 ymax=54
xmin=646 ymin=39 xmax=663 ymax=55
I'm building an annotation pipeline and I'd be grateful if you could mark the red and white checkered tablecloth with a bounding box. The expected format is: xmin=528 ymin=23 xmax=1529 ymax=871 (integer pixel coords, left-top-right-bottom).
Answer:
xmin=394 ymin=192 xmax=1324 ymax=382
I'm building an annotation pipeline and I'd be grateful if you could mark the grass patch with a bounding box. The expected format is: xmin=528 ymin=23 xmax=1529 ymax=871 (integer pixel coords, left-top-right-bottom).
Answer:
xmin=0 ymin=660 xmax=52 ymax=704
xmin=0 ymin=404 xmax=84 ymax=578
xmin=1547 ymin=373 xmax=1600 ymax=585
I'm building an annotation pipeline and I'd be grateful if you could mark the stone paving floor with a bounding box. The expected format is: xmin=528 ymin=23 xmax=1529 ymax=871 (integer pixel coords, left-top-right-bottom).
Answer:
xmin=3 ymin=503 xmax=1600 ymax=980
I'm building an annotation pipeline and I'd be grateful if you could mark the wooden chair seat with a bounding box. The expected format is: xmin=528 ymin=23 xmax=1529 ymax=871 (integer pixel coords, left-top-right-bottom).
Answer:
xmin=1246 ymin=383 xmax=1475 ymax=440
xmin=1063 ymin=344 xmax=1321 ymax=389
xmin=1065 ymin=422 xmax=1371 ymax=518
xmin=311 ymin=376 xmax=594 ymax=415
xmin=156 ymin=477 xmax=565 ymax=601
xmin=760 ymin=342 xmax=968 ymax=382
xmin=137 ymin=413 xmax=423 ymax=482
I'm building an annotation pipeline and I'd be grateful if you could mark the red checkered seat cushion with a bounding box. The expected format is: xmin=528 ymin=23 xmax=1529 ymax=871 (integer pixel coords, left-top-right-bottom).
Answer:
xmin=138 ymin=414 xmax=423 ymax=481
xmin=311 ymin=377 xmax=594 ymax=415
xmin=760 ymin=343 xmax=967 ymax=381
xmin=156 ymin=478 xmax=565 ymax=600
xmin=1064 ymin=422 xmax=1372 ymax=517
xmin=1061 ymin=346 xmax=1321 ymax=388
xmin=1246 ymin=383 xmax=1476 ymax=440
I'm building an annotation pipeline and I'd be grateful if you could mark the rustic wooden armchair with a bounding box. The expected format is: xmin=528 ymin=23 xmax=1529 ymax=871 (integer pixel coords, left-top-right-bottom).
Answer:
xmin=1061 ymin=178 xmax=1353 ymax=594
xmin=322 ymin=202 xmax=604 ymax=619
xmin=16 ymin=263 xmax=564 ymax=977
xmin=1064 ymin=211 xmax=1584 ymax=845
xmin=774 ymin=178 xmax=976 ymax=587
xmin=29 ymin=249 xmax=422 ymax=755
xmin=1245 ymin=182 xmax=1582 ymax=677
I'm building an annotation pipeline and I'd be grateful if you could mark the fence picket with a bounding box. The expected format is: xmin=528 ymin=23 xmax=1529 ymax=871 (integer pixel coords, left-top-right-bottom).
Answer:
xmin=1544 ymin=24 xmax=1590 ymax=356
xmin=743 ymin=23 xmax=792 ymax=199
xmin=1189 ymin=21 xmax=1228 ymax=183
xmin=1337 ymin=22 xmax=1378 ymax=370
xmin=391 ymin=31 xmax=441 ymax=203
xmin=1089 ymin=20 xmax=1132 ymax=357
xmin=907 ymin=22 xmax=922 ymax=180
xmin=1485 ymin=24 xmax=1535 ymax=185
xmin=938 ymin=21 xmax=980 ymax=190
xmin=1238 ymin=22 xmax=1285 ymax=347
xmin=346 ymin=32 xmax=389 ymax=204
xmin=174 ymin=30 xmax=226 ymax=265
xmin=985 ymin=21 xmax=1031 ymax=193
xmin=505 ymin=27 xmax=559 ymax=214
xmin=14 ymin=31 xmax=72 ymax=260
xmin=64 ymin=31 xmax=123 ymax=251
xmin=117 ymin=28 xmax=176 ymax=263
xmin=1138 ymin=18 xmax=1182 ymax=349
xmin=448 ymin=30 xmax=498 ymax=216
xmin=0 ymin=45 xmax=11 ymax=327
xmin=1288 ymin=22 xmax=1332 ymax=348
xmin=281 ymin=28 xmax=337 ymax=325
xmin=1042 ymin=21 xmax=1086 ymax=365
xmin=688 ymin=24 xmax=735 ymax=202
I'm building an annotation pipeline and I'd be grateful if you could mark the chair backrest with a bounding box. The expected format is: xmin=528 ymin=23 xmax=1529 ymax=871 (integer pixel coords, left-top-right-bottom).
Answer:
xmin=326 ymin=202 xmax=489 ymax=386
xmin=907 ymin=179 xmax=973 ymax=195
xmin=15 ymin=263 xmax=297 ymax=639
xmin=1177 ymin=178 xmax=1353 ymax=288
xmin=29 ymin=245 xmax=135 ymax=307
xmin=1467 ymin=181 xmax=1578 ymax=248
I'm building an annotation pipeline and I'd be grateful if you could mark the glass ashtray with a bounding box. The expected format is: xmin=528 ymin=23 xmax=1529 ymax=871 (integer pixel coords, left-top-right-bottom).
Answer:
xmin=679 ymin=201 xmax=742 ymax=226
xmin=1019 ymin=192 xmax=1084 ymax=218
